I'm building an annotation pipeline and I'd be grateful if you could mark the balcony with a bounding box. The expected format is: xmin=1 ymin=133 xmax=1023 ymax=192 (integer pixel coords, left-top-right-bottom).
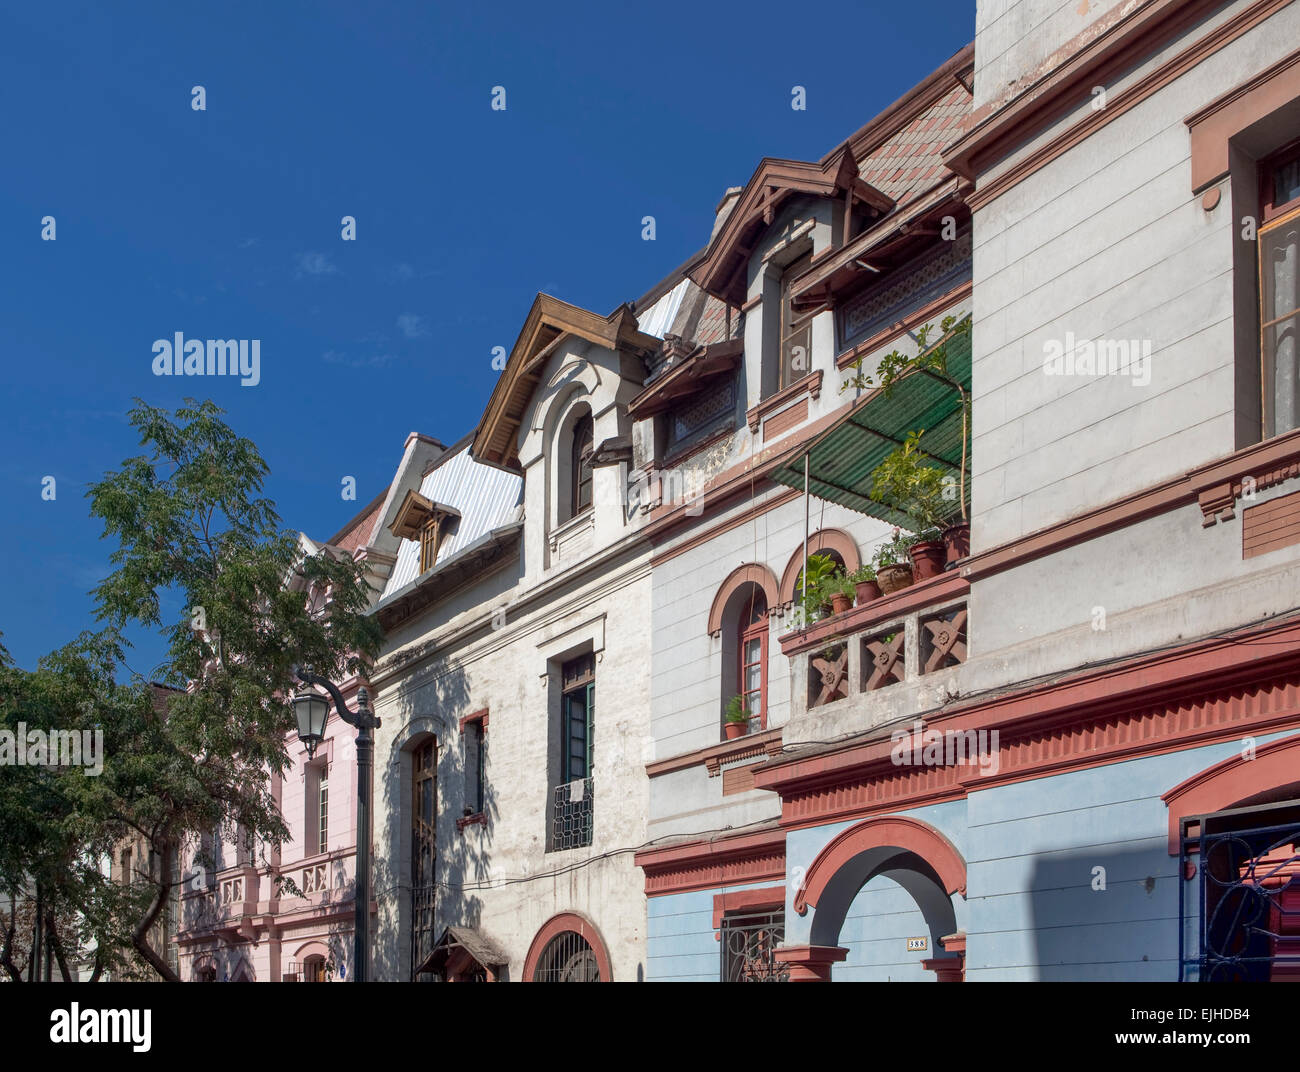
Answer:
xmin=780 ymin=569 xmax=969 ymax=718
xmin=550 ymin=776 xmax=593 ymax=851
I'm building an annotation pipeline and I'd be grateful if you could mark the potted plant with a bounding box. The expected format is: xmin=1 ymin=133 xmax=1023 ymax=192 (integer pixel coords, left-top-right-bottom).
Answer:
xmin=867 ymin=429 xmax=954 ymax=580
xmin=723 ymin=695 xmax=750 ymax=740
xmin=849 ymin=563 xmax=880 ymax=605
xmin=799 ymin=552 xmax=840 ymax=624
xmin=843 ymin=315 xmax=973 ymax=566
xmin=873 ymin=529 xmax=915 ymax=594
xmin=826 ymin=571 xmax=855 ymax=616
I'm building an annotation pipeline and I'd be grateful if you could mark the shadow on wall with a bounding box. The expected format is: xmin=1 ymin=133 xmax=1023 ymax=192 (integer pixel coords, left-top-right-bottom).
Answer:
xmin=373 ymin=654 xmax=505 ymax=981
xmin=1025 ymin=842 xmax=1179 ymax=982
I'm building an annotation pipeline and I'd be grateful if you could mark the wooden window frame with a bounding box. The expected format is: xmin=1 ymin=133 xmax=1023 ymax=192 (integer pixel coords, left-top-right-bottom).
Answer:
xmin=419 ymin=515 xmax=442 ymax=574
xmin=459 ymin=710 xmax=488 ymax=824
xmin=778 ymin=253 xmax=814 ymax=392
xmin=1259 ymin=140 xmax=1300 ymax=439
xmin=571 ymin=414 xmax=594 ymax=519
xmin=738 ymin=591 xmax=768 ymax=731
xmin=317 ymin=764 xmax=329 ymax=857
xmin=560 ymin=654 xmax=595 ymax=783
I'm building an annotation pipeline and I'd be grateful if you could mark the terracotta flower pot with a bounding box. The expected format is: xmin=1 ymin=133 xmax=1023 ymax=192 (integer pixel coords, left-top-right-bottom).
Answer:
xmin=876 ymin=563 xmax=914 ymax=594
xmin=831 ymin=593 xmax=852 ymax=615
xmin=943 ymin=522 xmax=970 ymax=566
xmin=909 ymin=539 xmax=946 ymax=581
xmin=724 ymin=720 xmax=748 ymax=740
xmin=854 ymin=579 xmax=881 ymax=604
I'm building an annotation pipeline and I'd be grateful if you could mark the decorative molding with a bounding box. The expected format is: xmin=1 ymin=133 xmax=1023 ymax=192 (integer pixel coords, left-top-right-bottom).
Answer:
xmin=793 ymin=815 xmax=967 ymax=917
xmin=746 ymin=370 xmax=824 ymax=433
xmin=1162 ymin=732 xmax=1300 ymax=854
xmin=712 ymin=885 xmax=786 ymax=931
xmin=947 ymin=0 xmax=1293 ymax=210
xmin=771 ymin=943 xmax=848 ymax=982
xmin=836 ymin=280 xmax=973 ymax=371
xmin=776 ymin=528 xmax=863 ymax=607
xmin=646 ymin=727 xmax=783 ymax=779
xmin=764 ymin=398 xmax=808 ymax=441
xmin=522 ymin=911 xmax=614 ymax=982
xmin=707 ymin=563 xmax=782 ymax=637
xmin=634 ymin=827 xmax=786 ymax=897
xmin=1186 ymin=45 xmax=1300 ymax=192
xmin=458 ymin=708 xmax=489 ymax=731
xmin=1243 ymin=490 xmax=1300 ymax=558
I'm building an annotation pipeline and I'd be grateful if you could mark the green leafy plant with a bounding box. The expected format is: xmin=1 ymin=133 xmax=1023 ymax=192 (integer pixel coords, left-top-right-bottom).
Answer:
xmin=872 ymin=528 xmax=916 ymax=570
xmin=724 ymin=695 xmax=750 ymax=723
xmin=825 ymin=573 xmax=855 ymax=601
xmin=868 ymin=429 xmax=956 ymax=533
xmin=841 ymin=314 xmax=972 ymax=520
xmin=798 ymin=552 xmax=840 ymax=619
xmin=848 ymin=563 xmax=876 ymax=584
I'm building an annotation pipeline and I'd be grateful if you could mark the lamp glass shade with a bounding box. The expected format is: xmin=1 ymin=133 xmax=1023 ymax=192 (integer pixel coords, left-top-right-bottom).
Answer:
xmin=292 ymin=691 xmax=330 ymax=756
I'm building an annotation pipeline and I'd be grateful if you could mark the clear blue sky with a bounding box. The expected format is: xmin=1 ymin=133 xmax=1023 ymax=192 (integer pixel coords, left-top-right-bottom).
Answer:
xmin=0 ymin=0 xmax=974 ymax=675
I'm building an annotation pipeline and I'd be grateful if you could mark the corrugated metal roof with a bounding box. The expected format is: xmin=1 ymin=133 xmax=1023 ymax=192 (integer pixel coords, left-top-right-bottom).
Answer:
xmin=635 ymin=278 xmax=690 ymax=339
xmin=768 ymin=329 xmax=971 ymax=528
xmin=381 ymin=444 xmax=523 ymax=597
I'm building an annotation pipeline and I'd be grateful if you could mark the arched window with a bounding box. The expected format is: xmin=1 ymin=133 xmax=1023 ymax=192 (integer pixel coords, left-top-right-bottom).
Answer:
xmin=738 ymin=589 xmax=768 ymax=729
xmin=571 ymin=413 xmax=594 ymax=518
xmin=302 ymin=955 xmax=327 ymax=983
xmin=533 ymin=930 xmax=601 ymax=982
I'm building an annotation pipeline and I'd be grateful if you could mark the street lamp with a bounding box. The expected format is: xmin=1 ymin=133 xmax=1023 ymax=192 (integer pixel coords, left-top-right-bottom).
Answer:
xmin=290 ymin=666 xmax=381 ymax=983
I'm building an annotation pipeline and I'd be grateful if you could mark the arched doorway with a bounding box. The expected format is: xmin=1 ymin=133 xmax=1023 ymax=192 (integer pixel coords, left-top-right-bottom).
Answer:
xmin=786 ymin=815 xmax=967 ymax=982
xmin=523 ymin=912 xmax=613 ymax=982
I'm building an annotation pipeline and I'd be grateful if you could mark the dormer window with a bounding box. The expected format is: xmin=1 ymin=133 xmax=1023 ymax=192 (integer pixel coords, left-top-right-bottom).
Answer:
xmin=419 ymin=514 xmax=444 ymax=573
xmin=779 ymin=252 xmax=814 ymax=390
xmin=571 ymin=413 xmax=594 ymax=518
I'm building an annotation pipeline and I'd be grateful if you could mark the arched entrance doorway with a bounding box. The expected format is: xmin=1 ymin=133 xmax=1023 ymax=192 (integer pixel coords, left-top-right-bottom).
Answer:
xmin=782 ymin=815 xmax=967 ymax=982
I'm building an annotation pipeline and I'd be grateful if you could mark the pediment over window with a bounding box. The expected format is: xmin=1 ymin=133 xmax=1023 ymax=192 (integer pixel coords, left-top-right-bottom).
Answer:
xmin=687 ymin=149 xmax=894 ymax=307
xmin=471 ymin=293 xmax=660 ymax=472
xmin=387 ymin=488 xmax=461 ymax=541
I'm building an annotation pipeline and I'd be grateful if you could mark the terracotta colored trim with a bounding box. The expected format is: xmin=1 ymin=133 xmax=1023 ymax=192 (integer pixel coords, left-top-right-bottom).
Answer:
xmin=960 ymin=428 xmax=1300 ymax=583
xmin=1186 ymin=46 xmax=1300 ymax=192
xmin=793 ymin=815 xmax=967 ymax=918
xmin=755 ymin=615 xmax=1300 ymax=830
xmin=712 ymin=885 xmax=786 ymax=931
xmin=950 ymin=0 xmax=1292 ymax=210
xmin=522 ymin=911 xmax=614 ymax=982
xmin=764 ymin=398 xmax=809 ymax=441
xmin=772 ymin=943 xmax=849 ymax=981
xmin=746 ymin=370 xmax=824 ymax=433
xmin=646 ymin=728 xmax=783 ymax=779
xmin=781 ymin=570 xmax=967 ymax=656
xmin=635 ymin=827 xmax=786 ymax=897
xmin=823 ymin=44 xmax=974 ymax=167
xmin=1162 ymin=732 xmax=1300 ymax=854
xmin=836 ymin=280 xmax=973 ymax=370
xmin=458 ymin=708 xmax=489 ymax=731
xmin=628 ymin=338 xmax=743 ymax=421
xmin=776 ymin=528 xmax=863 ymax=606
xmin=456 ymin=812 xmax=487 ymax=832
xmin=707 ymin=563 xmax=782 ymax=636
xmin=650 ymin=488 xmax=800 ymax=568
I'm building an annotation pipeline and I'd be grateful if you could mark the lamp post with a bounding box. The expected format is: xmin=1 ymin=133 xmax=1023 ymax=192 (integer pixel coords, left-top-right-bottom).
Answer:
xmin=290 ymin=666 xmax=381 ymax=983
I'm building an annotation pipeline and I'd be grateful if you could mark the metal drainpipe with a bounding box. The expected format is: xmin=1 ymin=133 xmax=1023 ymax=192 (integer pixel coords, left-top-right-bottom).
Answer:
xmin=802 ymin=452 xmax=810 ymax=625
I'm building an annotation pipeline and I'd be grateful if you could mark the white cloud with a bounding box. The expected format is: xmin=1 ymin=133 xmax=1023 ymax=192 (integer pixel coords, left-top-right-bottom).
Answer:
xmin=295 ymin=252 xmax=338 ymax=278
xmin=397 ymin=313 xmax=429 ymax=339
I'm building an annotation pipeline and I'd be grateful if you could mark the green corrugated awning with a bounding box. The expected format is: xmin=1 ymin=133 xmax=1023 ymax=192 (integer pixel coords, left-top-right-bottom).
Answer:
xmin=770 ymin=328 xmax=971 ymax=528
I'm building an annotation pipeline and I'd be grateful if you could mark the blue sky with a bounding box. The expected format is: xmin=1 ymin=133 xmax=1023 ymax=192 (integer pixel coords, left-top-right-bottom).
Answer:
xmin=0 ymin=0 xmax=974 ymax=674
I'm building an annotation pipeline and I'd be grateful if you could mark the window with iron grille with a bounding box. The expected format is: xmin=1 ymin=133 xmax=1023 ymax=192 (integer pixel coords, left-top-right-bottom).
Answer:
xmin=410 ymin=739 xmax=437 ymax=978
xmin=532 ymin=930 xmax=601 ymax=982
xmin=550 ymin=655 xmax=594 ymax=852
xmin=720 ymin=909 xmax=788 ymax=982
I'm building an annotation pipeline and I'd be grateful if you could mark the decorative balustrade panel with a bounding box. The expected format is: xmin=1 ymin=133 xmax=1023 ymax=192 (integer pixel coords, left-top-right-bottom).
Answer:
xmin=809 ymin=643 xmax=848 ymax=709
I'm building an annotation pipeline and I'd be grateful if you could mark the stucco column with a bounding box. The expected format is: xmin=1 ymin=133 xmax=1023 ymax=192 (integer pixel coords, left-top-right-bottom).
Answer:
xmin=773 ymin=944 xmax=848 ymax=981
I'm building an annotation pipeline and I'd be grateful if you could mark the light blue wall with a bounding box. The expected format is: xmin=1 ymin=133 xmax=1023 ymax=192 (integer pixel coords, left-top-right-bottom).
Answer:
xmin=646 ymin=880 xmax=783 ymax=982
xmin=643 ymin=731 xmax=1299 ymax=981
